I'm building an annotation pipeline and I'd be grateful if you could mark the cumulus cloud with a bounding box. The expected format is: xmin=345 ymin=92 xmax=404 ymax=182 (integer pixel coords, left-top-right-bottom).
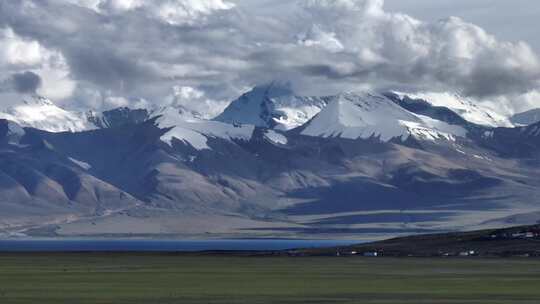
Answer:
xmin=0 ymin=0 xmax=539 ymax=113
xmin=0 ymin=26 xmax=75 ymax=102
xmin=0 ymin=27 xmax=46 ymax=67
xmin=298 ymin=25 xmax=344 ymax=53
xmin=66 ymin=0 xmax=235 ymax=25
xmin=297 ymin=0 xmax=540 ymax=98
xmin=164 ymin=86 xmax=228 ymax=119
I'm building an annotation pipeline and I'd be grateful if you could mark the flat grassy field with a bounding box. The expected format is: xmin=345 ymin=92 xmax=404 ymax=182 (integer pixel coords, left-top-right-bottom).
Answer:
xmin=0 ymin=254 xmax=539 ymax=304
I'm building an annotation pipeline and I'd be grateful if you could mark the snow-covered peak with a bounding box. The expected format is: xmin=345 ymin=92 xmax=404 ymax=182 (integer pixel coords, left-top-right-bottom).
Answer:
xmin=0 ymin=95 xmax=92 ymax=132
xmin=301 ymin=92 xmax=467 ymax=142
xmin=390 ymin=91 xmax=513 ymax=127
xmin=155 ymin=105 xmax=255 ymax=150
xmin=215 ymin=82 xmax=329 ymax=130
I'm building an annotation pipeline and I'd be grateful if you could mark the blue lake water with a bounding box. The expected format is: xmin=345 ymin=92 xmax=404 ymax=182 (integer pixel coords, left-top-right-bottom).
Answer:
xmin=0 ymin=239 xmax=361 ymax=252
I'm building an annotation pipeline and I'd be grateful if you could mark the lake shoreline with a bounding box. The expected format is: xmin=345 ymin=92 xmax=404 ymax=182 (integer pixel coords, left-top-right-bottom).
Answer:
xmin=2 ymin=224 xmax=540 ymax=258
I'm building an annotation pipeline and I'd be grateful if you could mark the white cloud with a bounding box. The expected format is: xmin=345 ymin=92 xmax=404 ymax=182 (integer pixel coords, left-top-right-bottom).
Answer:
xmin=0 ymin=27 xmax=75 ymax=102
xmin=303 ymin=0 xmax=384 ymax=16
xmin=298 ymin=25 xmax=344 ymax=53
xmin=67 ymin=0 xmax=235 ymax=25
xmin=65 ymin=0 xmax=102 ymax=11
xmin=297 ymin=0 xmax=540 ymax=97
xmin=2 ymin=0 xmax=540 ymax=114
xmin=0 ymin=28 xmax=45 ymax=67
xmin=487 ymin=90 xmax=540 ymax=115
xmin=165 ymin=85 xmax=228 ymax=119
xmin=153 ymin=0 xmax=235 ymax=25
xmin=36 ymin=62 xmax=76 ymax=101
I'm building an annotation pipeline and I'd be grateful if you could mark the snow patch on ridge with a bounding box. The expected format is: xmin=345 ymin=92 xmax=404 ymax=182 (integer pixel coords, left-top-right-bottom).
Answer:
xmin=392 ymin=91 xmax=513 ymax=128
xmin=264 ymin=130 xmax=288 ymax=145
xmin=69 ymin=157 xmax=92 ymax=170
xmin=156 ymin=106 xmax=254 ymax=150
xmin=402 ymin=115 xmax=467 ymax=141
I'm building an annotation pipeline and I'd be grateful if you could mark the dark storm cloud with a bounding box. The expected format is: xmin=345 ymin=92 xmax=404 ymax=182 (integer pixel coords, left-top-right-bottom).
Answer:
xmin=11 ymin=71 xmax=42 ymax=93
xmin=66 ymin=47 xmax=157 ymax=91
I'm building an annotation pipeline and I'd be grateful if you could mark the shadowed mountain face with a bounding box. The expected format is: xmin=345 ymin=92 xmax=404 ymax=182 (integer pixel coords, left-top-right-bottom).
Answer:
xmin=0 ymin=120 xmax=142 ymax=232
xmin=87 ymin=107 xmax=150 ymax=129
xmin=1 ymin=89 xmax=540 ymax=238
xmin=511 ymin=108 xmax=540 ymax=126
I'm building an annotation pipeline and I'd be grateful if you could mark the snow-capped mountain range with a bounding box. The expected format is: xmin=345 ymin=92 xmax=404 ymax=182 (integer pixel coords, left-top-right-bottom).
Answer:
xmin=2 ymin=84 xmax=540 ymax=239
xmin=0 ymin=85 xmax=528 ymax=144
xmin=3 ymin=84 xmax=526 ymax=140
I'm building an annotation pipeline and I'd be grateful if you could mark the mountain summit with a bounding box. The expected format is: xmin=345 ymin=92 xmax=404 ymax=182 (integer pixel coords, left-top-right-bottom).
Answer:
xmin=215 ymin=82 xmax=330 ymax=130
xmin=301 ymin=92 xmax=466 ymax=142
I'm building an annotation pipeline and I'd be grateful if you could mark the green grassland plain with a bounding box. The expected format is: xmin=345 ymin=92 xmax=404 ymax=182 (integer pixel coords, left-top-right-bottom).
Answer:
xmin=0 ymin=254 xmax=539 ymax=304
